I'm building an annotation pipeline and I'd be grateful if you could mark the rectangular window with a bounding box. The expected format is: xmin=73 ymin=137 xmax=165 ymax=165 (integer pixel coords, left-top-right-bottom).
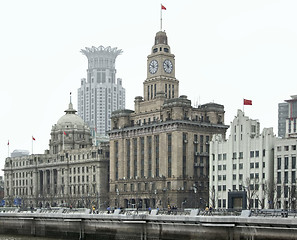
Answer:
xmin=255 ymin=151 xmax=259 ymax=157
xmin=285 ymin=171 xmax=288 ymax=183
xmin=134 ymin=138 xmax=137 ymax=178
xmin=141 ymin=137 xmax=145 ymax=178
xmin=277 ymin=157 xmax=281 ymax=170
xmin=292 ymin=156 xmax=296 ymax=169
xmin=277 ymin=172 xmax=281 ymax=184
xmin=168 ymin=134 xmax=172 ymax=177
xmin=285 ymin=157 xmax=289 ymax=169
xmin=250 ymin=151 xmax=254 ymax=158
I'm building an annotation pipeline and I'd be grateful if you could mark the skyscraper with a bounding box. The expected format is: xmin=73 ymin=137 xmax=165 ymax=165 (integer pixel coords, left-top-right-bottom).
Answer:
xmin=278 ymin=102 xmax=288 ymax=138
xmin=285 ymin=95 xmax=297 ymax=138
xmin=78 ymin=46 xmax=125 ymax=139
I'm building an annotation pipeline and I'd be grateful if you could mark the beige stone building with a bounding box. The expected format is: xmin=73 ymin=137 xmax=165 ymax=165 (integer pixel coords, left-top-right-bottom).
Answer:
xmin=108 ymin=31 xmax=228 ymax=209
xmin=3 ymin=101 xmax=109 ymax=209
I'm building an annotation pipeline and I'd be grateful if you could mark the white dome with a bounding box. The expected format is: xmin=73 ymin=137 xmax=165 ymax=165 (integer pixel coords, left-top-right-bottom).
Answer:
xmin=55 ymin=102 xmax=86 ymax=129
xmin=57 ymin=114 xmax=85 ymax=127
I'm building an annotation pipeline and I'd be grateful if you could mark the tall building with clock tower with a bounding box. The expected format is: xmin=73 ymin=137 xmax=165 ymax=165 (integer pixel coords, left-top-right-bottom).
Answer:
xmin=108 ymin=31 xmax=228 ymax=210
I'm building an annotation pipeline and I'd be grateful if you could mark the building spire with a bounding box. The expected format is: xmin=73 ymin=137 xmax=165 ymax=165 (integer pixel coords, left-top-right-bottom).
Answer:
xmin=65 ymin=92 xmax=77 ymax=115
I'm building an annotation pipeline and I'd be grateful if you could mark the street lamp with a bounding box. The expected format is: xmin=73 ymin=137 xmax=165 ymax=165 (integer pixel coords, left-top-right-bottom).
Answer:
xmin=116 ymin=188 xmax=119 ymax=208
xmin=193 ymin=185 xmax=197 ymax=208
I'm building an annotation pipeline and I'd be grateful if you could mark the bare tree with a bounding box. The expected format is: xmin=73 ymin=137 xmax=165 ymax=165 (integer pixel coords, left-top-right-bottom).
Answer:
xmin=209 ymin=186 xmax=217 ymax=209
xmin=242 ymin=177 xmax=258 ymax=209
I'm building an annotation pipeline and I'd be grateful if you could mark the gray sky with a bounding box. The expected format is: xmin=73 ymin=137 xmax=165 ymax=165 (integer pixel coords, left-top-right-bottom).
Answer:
xmin=1 ymin=0 xmax=296 ymax=175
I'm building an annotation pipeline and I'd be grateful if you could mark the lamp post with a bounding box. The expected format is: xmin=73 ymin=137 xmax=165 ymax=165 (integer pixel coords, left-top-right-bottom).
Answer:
xmin=193 ymin=185 xmax=197 ymax=208
xmin=116 ymin=188 xmax=119 ymax=208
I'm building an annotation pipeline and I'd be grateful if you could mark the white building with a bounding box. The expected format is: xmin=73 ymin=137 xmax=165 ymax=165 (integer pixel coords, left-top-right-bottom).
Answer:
xmin=274 ymin=95 xmax=297 ymax=210
xmin=274 ymin=138 xmax=297 ymax=210
xmin=78 ymin=46 xmax=126 ymax=138
xmin=210 ymin=110 xmax=275 ymax=209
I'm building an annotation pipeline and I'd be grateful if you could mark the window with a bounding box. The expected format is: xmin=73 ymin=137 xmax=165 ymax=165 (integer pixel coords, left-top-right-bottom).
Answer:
xmin=277 ymin=172 xmax=281 ymax=184
xmin=292 ymin=156 xmax=296 ymax=169
xmin=255 ymin=162 xmax=259 ymax=168
xmin=250 ymin=163 xmax=254 ymax=168
xmin=285 ymin=156 xmax=289 ymax=169
xmin=223 ymin=153 xmax=227 ymax=160
xmin=285 ymin=172 xmax=288 ymax=183
xmin=277 ymin=157 xmax=281 ymax=170
xmin=239 ymin=152 xmax=243 ymax=159
xmin=250 ymin=151 xmax=254 ymax=158
xmin=223 ymin=199 xmax=226 ymax=208
xmin=255 ymin=151 xmax=259 ymax=157
xmin=239 ymin=163 xmax=243 ymax=169
xmin=233 ymin=152 xmax=237 ymax=159
xmin=233 ymin=164 xmax=236 ymax=170
xmin=233 ymin=174 xmax=236 ymax=180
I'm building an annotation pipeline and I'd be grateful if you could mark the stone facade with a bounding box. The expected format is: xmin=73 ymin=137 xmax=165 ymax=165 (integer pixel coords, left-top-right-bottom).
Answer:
xmin=108 ymin=31 xmax=228 ymax=209
xmin=3 ymin=102 xmax=109 ymax=209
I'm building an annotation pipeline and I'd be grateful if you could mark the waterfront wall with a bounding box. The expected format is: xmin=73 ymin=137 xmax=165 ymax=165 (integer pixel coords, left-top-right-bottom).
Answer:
xmin=0 ymin=212 xmax=297 ymax=240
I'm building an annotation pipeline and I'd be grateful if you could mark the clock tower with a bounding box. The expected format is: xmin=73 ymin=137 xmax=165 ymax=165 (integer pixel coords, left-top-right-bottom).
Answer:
xmin=144 ymin=31 xmax=179 ymax=101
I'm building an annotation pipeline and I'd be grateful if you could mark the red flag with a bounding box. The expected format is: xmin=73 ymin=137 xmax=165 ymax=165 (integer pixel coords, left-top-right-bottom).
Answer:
xmin=161 ymin=4 xmax=166 ymax=10
xmin=64 ymin=131 xmax=67 ymax=136
xmin=32 ymin=136 xmax=36 ymax=141
xmin=7 ymin=140 xmax=9 ymax=146
xmin=243 ymin=99 xmax=252 ymax=105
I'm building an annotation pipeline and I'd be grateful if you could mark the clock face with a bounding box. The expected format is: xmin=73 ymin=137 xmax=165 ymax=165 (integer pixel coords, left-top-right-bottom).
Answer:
xmin=163 ymin=59 xmax=173 ymax=73
xmin=149 ymin=60 xmax=158 ymax=74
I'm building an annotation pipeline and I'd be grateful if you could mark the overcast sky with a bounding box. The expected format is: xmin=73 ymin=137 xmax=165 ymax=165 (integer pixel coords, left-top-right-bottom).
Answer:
xmin=1 ymin=0 xmax=296 ymax=175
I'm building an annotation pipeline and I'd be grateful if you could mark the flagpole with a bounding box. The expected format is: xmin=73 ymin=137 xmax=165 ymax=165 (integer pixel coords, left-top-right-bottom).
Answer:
xmin=243 ymin=98 xmax=244 ymax=114
xmin=160 ymin=4 xmax=162 ymax=31
xmin=63 ymin=131 xmax=65 ymax=151
xmin=7 ymin=141 xmax=9 ymax=158
xmin=32 ymin=137 xmax=33 ymax=155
